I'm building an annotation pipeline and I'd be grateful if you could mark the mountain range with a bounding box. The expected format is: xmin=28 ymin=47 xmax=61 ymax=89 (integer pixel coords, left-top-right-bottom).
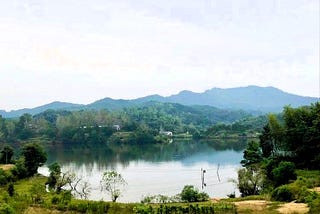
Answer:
xmin=1 ymin=86 xmax=318 ymax=118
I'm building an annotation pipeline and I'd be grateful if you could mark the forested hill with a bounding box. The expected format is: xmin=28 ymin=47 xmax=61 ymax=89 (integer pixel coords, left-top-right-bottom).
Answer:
xmin=1 ymin=86 xmax=318 ymax=118
xmin=0 ymin=102 xmax=252 ymax=145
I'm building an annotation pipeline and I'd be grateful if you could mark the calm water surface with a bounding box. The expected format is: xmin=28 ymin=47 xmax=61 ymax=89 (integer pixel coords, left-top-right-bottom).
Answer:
xmin=39 ymin=140 xmax=245 ymax=202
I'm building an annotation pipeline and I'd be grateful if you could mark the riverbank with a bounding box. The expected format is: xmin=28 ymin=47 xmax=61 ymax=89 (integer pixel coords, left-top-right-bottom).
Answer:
xmin=0 ymin=173 xmax=317 ymax=214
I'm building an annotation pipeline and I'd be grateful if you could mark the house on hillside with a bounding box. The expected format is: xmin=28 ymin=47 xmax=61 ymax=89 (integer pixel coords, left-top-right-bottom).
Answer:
xmin=159 ymin=126 xmax=173 ymax=136
xmin=160 ymin=131 xmax=173 ymax=136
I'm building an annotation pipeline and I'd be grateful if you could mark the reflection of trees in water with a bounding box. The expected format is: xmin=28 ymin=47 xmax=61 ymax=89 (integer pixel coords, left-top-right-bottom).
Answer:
xmin=45 ymin=139 xmax=247 ymax=168
xmin=204 ymin=138 xmax=248 ymax=151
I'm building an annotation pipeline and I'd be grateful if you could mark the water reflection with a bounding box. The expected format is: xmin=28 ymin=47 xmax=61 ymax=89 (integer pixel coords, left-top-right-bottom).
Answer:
xmin=40 ymin=139 xmax=246 ymax=202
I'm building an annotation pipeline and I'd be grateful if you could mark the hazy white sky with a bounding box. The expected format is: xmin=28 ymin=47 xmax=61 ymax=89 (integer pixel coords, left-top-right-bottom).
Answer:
xmin=0 ymin=0 xmax=319 ymax=111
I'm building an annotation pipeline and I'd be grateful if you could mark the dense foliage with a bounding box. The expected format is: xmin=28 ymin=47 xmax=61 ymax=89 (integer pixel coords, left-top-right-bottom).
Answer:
xmin=204 ymin=115 xmax=268 ymax=139
xmin=237 ymin=102 xmax=320 ymax=212
xmin=180 ymin=185 xmax=209 ymax=202
xmin=0 ymin=143 xmax=47 ymax=187
xmin=259 ymin=103 xmax=320 ymax=169
xmin=0 ymin=102 xmax=252 ymax=147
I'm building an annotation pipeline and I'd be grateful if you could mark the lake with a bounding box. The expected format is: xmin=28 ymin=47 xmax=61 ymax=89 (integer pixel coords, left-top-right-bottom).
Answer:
xmin=38 ymin=139 xmax=246 ymax=202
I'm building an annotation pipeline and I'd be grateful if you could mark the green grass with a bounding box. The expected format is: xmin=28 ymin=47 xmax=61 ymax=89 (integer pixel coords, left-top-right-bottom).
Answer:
xmin=1 ymin=171 xmax=319 ymax=213
xmin=0 ymin=175 xmax=237 ymax=214
xmin=13 ymin=175 xmax=47 ymax=193
xmin=296 ymin=170 xmax=320 ymax=188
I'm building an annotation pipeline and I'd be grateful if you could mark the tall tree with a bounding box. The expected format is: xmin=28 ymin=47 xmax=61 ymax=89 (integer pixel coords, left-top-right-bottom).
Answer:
xmin=267 ymin=114 xmax=285 ymax=154
xmin=0 ymin=145 xmax=14 ymax=164
xmin=240 ymin=141 xmax=262 ymax=168
xmin=16 ymin=113 xmax=34 ymax=140
xmin=21 ymin=143 xmax=47 ymax=177
xmin=283 ymin=104 xmax=320 ymax=168
xmin=47 ymin=162 xmax=61 ymax=191
xmin=259 ymin=124 xmax=274 ymax=158
xmin=236 ymin=167 xmax=264 ymax=197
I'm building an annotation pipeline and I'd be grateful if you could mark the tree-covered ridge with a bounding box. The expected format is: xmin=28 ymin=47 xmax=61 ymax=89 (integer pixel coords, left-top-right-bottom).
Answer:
xmin=0 ymin=102 xmax=252 ymax=145
xmin=204 ymin=115 xmax=269 ymax=138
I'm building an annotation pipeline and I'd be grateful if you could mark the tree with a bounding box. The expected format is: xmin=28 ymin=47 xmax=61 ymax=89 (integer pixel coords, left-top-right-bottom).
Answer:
xmin=16 ymin=113 xmax=34 ymax=140
xmin=58 ymin=171 xmax=91 ymax=199
xmin=21 ymin=143 xmax=47 ymax=177
xmin=267 ymin=114 xmax=285 ymax=154
xmin=47 ymin=166 xmax=91 ymax=199
xmin=0 ymin=145 xmax=14 ymax=164
xmin=240 ymin=141 xmax=262 ymax=168
xmin=259 ymin=124 xmax=274 ymax=158
xmin=283 ymin=104 xmax=320 ymax=169
xmin=47 ymin=162 xmax=61 ymax=190
xmin=100 ymin=170 xmax=127 ymax=202
xmin=272 ymin=161 xmax=296 ymax=187
xmin=236 ymin=168 xmax=264 ymax=197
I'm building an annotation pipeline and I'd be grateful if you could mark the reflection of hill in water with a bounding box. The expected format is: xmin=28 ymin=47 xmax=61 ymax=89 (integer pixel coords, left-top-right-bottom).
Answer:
xmin=45 ymin=139 xmax=247 ymax=168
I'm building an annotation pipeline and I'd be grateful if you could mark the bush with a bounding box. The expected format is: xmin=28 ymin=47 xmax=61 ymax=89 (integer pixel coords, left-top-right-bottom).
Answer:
xmin=0 ymin=203 xmax=14 ymax=214
xmin=271 ymin=185 xmax=294 ymax=202
xmin=10 ymin=158 xmax=28 ymax=179
xmin=7 ymin=183 xmax=14 ymax=197
xmin=30 ymin=183 xmax=46 ymax=204
xmin=0 ymin=169 xmax=8 ymax=185
xmin=51 ymin=195 xmax=60 ymax=205
xmin=227 ymin=192 xmax=236 ymax=198
xmin=180 ymin=185 xmax=209 ymax=202
xmin=309 ymin=197 xmax=320 ymax=214
xmin=272 ymin=161 xmax=296 ymax=186
xmin=197 ymin=192 xmax=210 ymax=202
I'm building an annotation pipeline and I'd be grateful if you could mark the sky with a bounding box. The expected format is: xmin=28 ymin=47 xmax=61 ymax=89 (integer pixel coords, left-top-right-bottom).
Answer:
xmin=0 ymin=0 xmax=319 ymax=111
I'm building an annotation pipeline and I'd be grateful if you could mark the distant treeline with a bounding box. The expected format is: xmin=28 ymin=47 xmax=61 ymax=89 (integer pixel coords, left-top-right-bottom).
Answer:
xmin=0 ymin=102 xmax=256 ymax=146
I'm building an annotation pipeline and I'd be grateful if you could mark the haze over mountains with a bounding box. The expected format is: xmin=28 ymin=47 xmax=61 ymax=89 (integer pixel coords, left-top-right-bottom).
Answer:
xmin=1 ymin=86 xmax=318 ymax=118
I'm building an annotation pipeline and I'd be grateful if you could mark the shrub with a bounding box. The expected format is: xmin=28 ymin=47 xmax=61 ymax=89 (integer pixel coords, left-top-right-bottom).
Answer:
xmin=271 ymin=185 xmax=294 ymax=202
xmin=30 ymin=183 xmax=46 ymax=204
xmin=51 ymin=195 xmax=60 ymax=205
xmin=7 ymin=183 xmax=14 ymax=197
xmin=197 ymin=192 xmax=210 ymax=202
xmin=0 ymin=203 xmax=14 ymax=214
xmin=180 ymin=185 xmax=209 ymax=202
xmin=10 ymin=158 xmax=28 ymax=179
xmin=227 ymin=192 xmax=236 ymax=198
xmin=272 ymin=161 xmax=296 ymax=186
xmin=309 ymin=197 xmax=320 ymax=214
xmin=0 ymin=169 xmax=8 ymax=185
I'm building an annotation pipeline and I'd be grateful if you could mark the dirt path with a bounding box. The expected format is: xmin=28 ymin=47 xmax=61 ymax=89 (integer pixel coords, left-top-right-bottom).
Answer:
xmin=277 ymin=202 xmax=309 ymax=214
xmin=234 ymin=200 xmax=269 ymax=213
xmin=234 ymin=199 xmax=310 ymax=214
xmin=313 ymin=187 xmax=320 ymax=193
xmin=0 ymin=164 xmax=14 ymax=171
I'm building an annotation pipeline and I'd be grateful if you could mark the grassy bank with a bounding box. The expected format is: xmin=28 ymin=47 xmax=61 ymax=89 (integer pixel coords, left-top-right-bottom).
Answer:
xmin=1 ymin=170 xmax=319 ymax=213
xmin=0 ymin=175 xmax=237 ymax=214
